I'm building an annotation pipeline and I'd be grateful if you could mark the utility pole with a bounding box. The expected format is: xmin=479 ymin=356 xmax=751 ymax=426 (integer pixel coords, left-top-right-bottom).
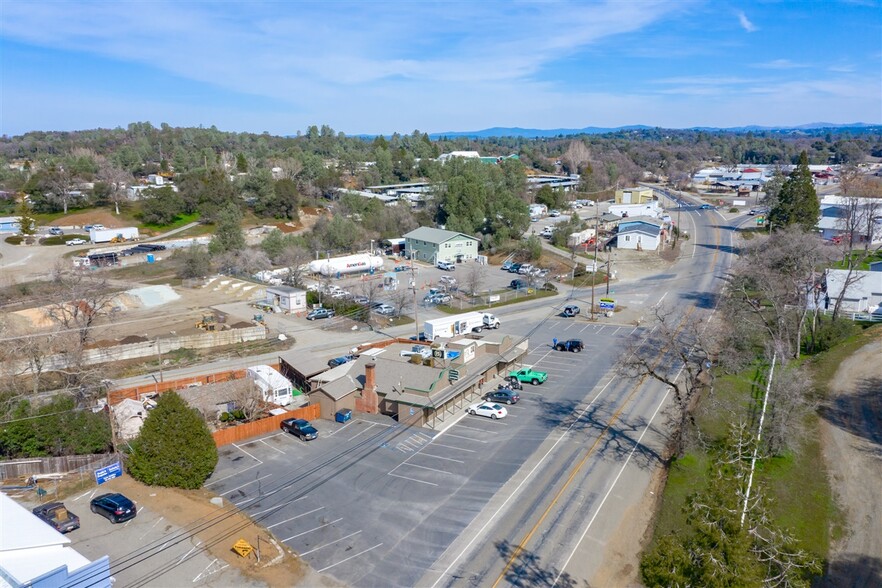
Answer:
xmin=590 ymin=203 xmax=599 ymax=320
xmin=410 ymin=258 xmax=420 ymax=339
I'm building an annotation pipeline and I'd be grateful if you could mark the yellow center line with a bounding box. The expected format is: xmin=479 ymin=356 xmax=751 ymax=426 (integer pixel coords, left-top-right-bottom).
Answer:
xmin=491 ymin=217 xmax=723 ymax=587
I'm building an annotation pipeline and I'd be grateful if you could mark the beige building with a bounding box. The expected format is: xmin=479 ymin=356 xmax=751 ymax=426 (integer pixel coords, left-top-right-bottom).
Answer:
xmin=615 ymin=187 xmax=654 ymax=204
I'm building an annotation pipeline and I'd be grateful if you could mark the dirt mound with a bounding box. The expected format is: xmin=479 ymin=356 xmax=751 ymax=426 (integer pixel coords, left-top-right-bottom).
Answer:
xmin=55 ymin=210 xmax=126 ymax=229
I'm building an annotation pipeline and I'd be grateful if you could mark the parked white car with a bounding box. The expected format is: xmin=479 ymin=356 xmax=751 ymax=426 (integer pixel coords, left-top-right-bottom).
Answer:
xmin=66 ymin=238 xmax=87 ymax=246
xmin=467 ymin=402 xmax=508 ymax=420
xmin=437 ymin=261 xmax=455 ymax=271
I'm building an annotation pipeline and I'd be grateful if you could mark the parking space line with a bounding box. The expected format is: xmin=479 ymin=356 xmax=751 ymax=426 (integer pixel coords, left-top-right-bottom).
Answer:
xmin=388 ymin=472 xmax=438 ymax=486
xmin=348 ymin=423 xmax=378 ymax=441
xmin=317 ymin=543 xmax=383 ymax=573
xmin=204 ymin=461 xmax=261 ymax=487
xmin=223 ymin=473 xmax=273 ymax=497
xmin=231 ymin=442 xmax=262 ymax=462
xmin=260 ymin=439 xmax=286 ymax=454
xmin=252 ymin=495 xmax=309 ymax=516
xmin=401 ymin=462 xmax=449 ymax=475
xmin=443 ymin=433 xmax=488 ymax=443
xmin=282 ymin=517 xmax=344 ymax=541
xmin=431 ymin=442 xmax=476 ymax=453
xmin=192 ymin=558 xmax=229 ymax=583
xmin=267 ymin=506 xmax=325 ymax=529
xmin=139 ymin=516 xmax=164 ymax=541
xmin=179 ymin=540 xmax=203 ymax=563
xmin=455 ymin=423 xmax=500 ymax=433
xmin=417 ymin=452 xmax=465 ymax=464
xmin=300 ymin=530 xmax=363 ymax=556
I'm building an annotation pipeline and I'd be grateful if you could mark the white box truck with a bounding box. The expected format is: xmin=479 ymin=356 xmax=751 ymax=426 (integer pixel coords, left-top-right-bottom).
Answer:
xmin=90 ymin=227 xmax=140 ymax=244
xmin=424 ymin=312 xmax=500 ymax=340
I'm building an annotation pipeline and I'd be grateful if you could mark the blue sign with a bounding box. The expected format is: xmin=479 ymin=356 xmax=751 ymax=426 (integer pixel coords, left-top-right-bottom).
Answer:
xmin=599 ymin=298 xmax=616 ymax=310
xmin=95 ymin=461 xmax=122 ymax=485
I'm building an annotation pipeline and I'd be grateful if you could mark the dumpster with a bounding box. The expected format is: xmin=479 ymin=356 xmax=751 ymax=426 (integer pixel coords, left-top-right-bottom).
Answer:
xmin=335 ymin=409 xmax=352 ymax=423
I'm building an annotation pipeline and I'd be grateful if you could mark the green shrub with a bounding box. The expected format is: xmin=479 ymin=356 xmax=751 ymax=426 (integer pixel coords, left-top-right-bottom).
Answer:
xmin=729 ymin=207 xmax=739 ymax=213
xmin=219 ymin=412 xmax=231 ymax=422
xmin=805 ymin=316 xmax=862 ymax=354
xmin=127 ymin=392 xmax=218 ymax=489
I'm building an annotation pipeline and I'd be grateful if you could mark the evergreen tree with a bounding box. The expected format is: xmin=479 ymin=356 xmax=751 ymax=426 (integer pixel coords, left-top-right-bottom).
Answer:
xmin=16 ymin=194 xmax=37 ymax=237
xmin=235 ymin=153 xmax=248 ymax=173
xmin=768 ymin=152 xmax=819 ymax=231
xmin=127 ymin=392 xmax=218 ymax=489
xmin=209 ymin=202 xmax=245 ymax=255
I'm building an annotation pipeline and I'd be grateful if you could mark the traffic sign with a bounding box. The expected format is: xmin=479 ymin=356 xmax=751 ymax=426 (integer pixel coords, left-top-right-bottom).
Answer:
xmin=232 ymin=539 xmax=254 ymax=558
xmin=94 ymin=461 xmax=122 ymax=485
xmin=599 ymin=298 xmax=616 ymax=310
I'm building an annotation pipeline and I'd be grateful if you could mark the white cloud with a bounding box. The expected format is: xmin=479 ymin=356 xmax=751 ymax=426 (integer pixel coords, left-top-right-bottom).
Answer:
xmin=753 ymin=59 xmax=806 ymax=69
xmin=737 ymin=11 xmax=758 ymax=33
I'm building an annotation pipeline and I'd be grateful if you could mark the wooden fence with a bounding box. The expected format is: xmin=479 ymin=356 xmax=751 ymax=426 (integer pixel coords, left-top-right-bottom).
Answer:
xmin=108 ymin=364 xmax=281 ymax=406
xmin=211 ymin=404 xmax=320 ymax=447
xmin=0 ymin=452 xmax=122 ymax=482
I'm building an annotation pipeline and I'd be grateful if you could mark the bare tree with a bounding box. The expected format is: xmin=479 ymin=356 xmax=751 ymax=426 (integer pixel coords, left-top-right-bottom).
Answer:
xmin=277 ymin=244 xmax=311 ymax=288
xmin=620 ymin=305 xmax=716 ymax=456
xmin=729 ymin=228 xmax=833 ymax=358
xmin=269 ymin=157 xmax=304 ymax=180
xmin=388 ymin=284 xmax=413 ymax=318
xmin=46 ymin=165 xmax=77 ymax=214
xmin=229 ymin=379 xmax=264 ymax=422
xmin=762 ymin=363 xmax=814 ymax=456
xmin=96 ymin=157 xmax=133 ymax=215
xmin=463 ymin=261 xmax=487 ymax=297
xmin=215 ymin=248 xmax=271 ymax=276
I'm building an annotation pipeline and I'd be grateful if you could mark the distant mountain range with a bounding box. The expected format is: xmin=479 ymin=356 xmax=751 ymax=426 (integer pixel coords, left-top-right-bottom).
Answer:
xmin=426 ymin=122 xmax=879 ymax=139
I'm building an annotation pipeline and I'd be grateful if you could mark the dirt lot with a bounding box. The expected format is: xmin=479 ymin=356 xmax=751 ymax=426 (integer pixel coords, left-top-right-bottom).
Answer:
xmin=55 ymin=210 xmax=127 ymax=229
xmin=821 ymin=332 xmax=882 ymax=586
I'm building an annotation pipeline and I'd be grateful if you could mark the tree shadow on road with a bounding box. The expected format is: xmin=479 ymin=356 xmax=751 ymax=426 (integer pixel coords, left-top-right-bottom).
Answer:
xmin=694 ymin=242 xmax=741 ymax=255
xmin=821 ymin=553 xmax=882 ymax=588
xmin=534 ymin=398 xmax=666 ymax=471
xmin=818 ymin=376 xmax=882 ymax=447
xmin=494 ymin=539 xmax=588 ymax=588
xmin=677 ymin=290 xmax=719 ymax=309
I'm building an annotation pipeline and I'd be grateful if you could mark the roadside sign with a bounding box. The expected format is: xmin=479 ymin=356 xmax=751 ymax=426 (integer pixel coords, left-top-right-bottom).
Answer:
xmin=756 ymin=216 xmax=765 ymax=225
xmin=488 ymin=295 xmax=501 ymax=303
xmin=432 ymin=349 xmax=444 ymax=359
xmin=448 ymin=369 xmax=460 ymax=381
xmin=233 ymin=539 xmax=254 ymax=558
xmin=94 ymin=461 xmax=122 ymax=485
xmin=599 ymin=298 xmax=616 ymax=310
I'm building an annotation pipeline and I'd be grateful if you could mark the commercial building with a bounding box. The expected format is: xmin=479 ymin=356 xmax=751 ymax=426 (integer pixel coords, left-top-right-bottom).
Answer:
xmin=615 ymin=187 xmax=654 ymax=204
xmin=265 ymin=286 xmax=308 ymax=313
xmin=403 ymin=227 xmax=480 ymax=264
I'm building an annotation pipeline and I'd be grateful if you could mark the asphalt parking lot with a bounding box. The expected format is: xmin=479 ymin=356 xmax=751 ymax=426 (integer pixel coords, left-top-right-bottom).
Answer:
xmin=206 ymin=316 xmax=638 ymax=586
xmin=63 ymin=482 xmax=263 ymax=587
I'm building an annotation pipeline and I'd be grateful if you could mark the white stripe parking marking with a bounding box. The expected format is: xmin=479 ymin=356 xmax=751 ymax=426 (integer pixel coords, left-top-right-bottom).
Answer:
xmin=401 ymin=462 xmax=449 ymax=475
xmin=438 ymin=432 xmax=488 ymax=443
xmin=431 ymin=442 xmax=477 ymax=453
xmin=223 ymin=473 xmax=273 ymax=497
xmin=252 ymin=495 xmax=309 ymax=516
xmin=260 ymin=439 xmax=286 ymax=454
xmin=348 ymin=423 xmax=378 ymax=441
xmin=282 ymin=517 xmax=343 ymax=542
xmin=455 ymin=423 xmax=500 ymax=433
xmin=139 ymin=517 xmax=164 ymax=541
xmin=417 ymin=452 xmax=465 ymax=464
xmin=267 ymin=507 xmax=326 ymax=529
xmin=388 ymin=472 xmax=438 ymax=486
xmin=300 ymin=530 xmax=363 ymax=556
xmin=317 ymin=543 xmax=383 ymax=573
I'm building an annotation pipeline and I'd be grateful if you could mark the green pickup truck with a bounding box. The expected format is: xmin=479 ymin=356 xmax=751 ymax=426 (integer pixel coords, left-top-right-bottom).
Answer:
xmin=509 ymin=367 xmax=548 ymax=385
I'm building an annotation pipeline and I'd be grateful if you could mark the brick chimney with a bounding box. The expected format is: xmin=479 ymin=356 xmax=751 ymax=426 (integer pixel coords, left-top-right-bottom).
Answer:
xmin=361 ymin=361 xmax=379 ymax=414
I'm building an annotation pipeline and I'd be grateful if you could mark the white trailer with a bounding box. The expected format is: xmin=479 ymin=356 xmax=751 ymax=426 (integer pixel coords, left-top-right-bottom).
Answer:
xmin=566 ymin=228 xmax=596 ymax=248
xmin=424 ymin=312 xmax=500 ymax=340
xmin=307 ymin=254 xmax=384 ymax=277
xmin=89 ymin=227 xmax=139 ymax=243
xmin=246 ymin=365 xmax=295 ymax=406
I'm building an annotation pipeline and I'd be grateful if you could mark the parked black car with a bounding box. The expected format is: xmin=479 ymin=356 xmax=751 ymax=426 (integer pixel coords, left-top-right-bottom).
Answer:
xmin=484 ymin=388 xmax=520 ymax=405
xmin=555 ymin=339 xmax=584 ymax=352
xmin=90 ymin=493 xmax=138 ymax=523
xmin=504 ymin=376 xmax=523 ymax=390
xmin=510 ymin=279 xmax=528 ymax=290
xmin=281 ymin=418 xmax=318 ymax=440
xmin=328 ymin=355 xmax=356 ymax=367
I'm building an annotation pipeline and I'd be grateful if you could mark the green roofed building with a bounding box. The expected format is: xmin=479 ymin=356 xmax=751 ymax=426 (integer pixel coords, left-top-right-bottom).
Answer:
xmin=404 ymin=227 xmax=480 ymax=264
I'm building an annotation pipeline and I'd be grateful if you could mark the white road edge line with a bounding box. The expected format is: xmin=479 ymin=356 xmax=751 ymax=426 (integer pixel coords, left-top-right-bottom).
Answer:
xmin=428 ymin=375 xmax=619 ymax=588
xmin=552 ymin=387 xmax=671 ymax=585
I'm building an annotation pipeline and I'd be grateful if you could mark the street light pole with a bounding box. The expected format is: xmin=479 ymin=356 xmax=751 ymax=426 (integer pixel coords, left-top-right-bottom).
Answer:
xmin=410 ymin=258 xmax=420 ymax=340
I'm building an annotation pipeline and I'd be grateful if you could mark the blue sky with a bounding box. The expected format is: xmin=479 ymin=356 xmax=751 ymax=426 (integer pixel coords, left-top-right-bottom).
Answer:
xmin=1 ymin=1 xmax=879 ymax=136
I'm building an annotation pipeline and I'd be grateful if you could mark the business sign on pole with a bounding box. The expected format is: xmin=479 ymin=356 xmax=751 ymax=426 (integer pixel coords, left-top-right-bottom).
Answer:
xmin=599 ymin=298 xmax=616 ymax=310
xmin=95 ymin=461 xmax=122 ymax=485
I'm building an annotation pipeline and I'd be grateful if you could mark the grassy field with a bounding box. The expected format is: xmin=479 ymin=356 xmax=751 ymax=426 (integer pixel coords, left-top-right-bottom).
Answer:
xmin=434 ymin=288 xmax=557 ymax=313
xmin=140 ymin=211 xmax=201 ymax=232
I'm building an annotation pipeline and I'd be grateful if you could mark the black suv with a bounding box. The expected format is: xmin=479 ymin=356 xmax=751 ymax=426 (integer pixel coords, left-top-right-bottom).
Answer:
xmin=555 ymin=339 xmax=584 ymax=352
xmin=510 ymin=279 xmax=528 ymax=290
xmin=90 ymin=493 xmax=137 ymax=523
xmin=484 ymin=388 xmax=520 ymax=405
xmin=281 ymin=418 xmax=318 ymax=440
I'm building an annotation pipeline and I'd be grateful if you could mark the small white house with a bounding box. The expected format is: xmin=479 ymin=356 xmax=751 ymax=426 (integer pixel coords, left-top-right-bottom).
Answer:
xmin=246 ymin=365 xmax=296 ymax=406
xmin=823 ymin=269 xmax=882 ymax=313
xmin=265 ymin=286 xmax=307 ymax=313
xmin=617 ymin=219 xmax=664 ymax=251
